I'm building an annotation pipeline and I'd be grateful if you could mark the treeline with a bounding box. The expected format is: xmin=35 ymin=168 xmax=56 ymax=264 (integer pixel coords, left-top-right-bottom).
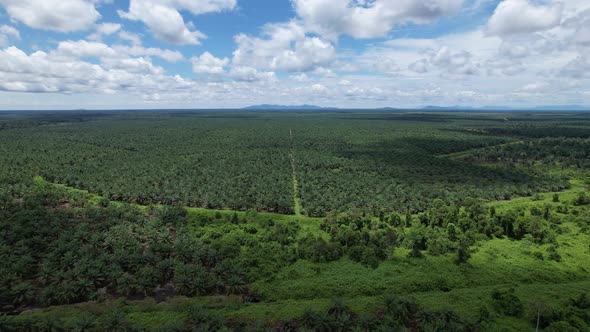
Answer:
xmin=461 ymin=137 xmax=590 ymax=169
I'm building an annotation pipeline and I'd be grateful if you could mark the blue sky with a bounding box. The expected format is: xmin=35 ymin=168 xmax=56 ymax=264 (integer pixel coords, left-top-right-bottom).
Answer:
xmin=0 ymin=0 xmax=588 ymax=109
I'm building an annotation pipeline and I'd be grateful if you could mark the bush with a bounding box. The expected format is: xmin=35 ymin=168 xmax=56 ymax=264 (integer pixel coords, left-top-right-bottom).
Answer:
xmin=158 ymin=206 xmax=188 ymax=226
xmin=574 ymin=192 xmax=590 ymax=206
xmin=544 ymin=321 xmax=577 ymax=332
xmin=491 ymin=288 xmax=523 ymax=317
xmin=298 ymin=236 xmax=343 ymax=263
xmin=548 ymin=246 xmax=562 ymax=262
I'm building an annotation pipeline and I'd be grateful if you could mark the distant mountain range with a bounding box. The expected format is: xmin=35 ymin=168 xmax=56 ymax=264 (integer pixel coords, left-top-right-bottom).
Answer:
xmin=243 ymin=104 xmax=590 ymax=111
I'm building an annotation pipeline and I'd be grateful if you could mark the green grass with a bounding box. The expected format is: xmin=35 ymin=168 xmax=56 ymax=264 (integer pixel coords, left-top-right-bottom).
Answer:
xmin=488 ymin=175 xmax=587 ymax=213
xmin=34 ymin=175 xmax=322 ymax=225
xmin=439 ymin=140 xmax=524 ymax=159
xmin=17 ymin=280 xmax=590 ymax=331
xmin=250 ymin=222 xmax=590 ymax=301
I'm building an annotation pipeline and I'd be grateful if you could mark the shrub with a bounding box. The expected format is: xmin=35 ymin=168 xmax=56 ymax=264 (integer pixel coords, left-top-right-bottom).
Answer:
xmin=574 ymin=192 xmax=590 ymax=206
xmin=491 ymin=288 xmax=523 ymax=317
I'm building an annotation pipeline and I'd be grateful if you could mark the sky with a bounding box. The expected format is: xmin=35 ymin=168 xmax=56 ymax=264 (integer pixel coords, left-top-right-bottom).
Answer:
xmin=0 ymin=0 xmax=589 ymax=110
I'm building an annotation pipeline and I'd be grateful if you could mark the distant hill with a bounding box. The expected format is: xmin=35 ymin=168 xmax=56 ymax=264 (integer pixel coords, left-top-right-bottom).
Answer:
xmin=528 ymin=105 xmax=590 ymax=111
xmin=420 ymin=105 xmax=513 ymax=111
xmin=242 ymin=104 xmax=590 ymax=111
xmin=243 ymin=104 xmax=338 ymax=110
xmin=417 ymin=105 xmax=589 ymax=111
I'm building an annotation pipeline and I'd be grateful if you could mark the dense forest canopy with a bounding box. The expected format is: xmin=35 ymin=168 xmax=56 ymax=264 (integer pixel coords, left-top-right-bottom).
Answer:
xmin=0 ymin=110 xmax=589 ymax=331
xmin=1 ymin=111 xmax=586 ymax=216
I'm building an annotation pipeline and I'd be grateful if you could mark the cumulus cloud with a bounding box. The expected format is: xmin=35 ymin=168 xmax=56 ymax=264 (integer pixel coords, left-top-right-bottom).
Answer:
xmin=0 ymin=25 xmax=20 ymax=39
xmin=372 ymin=58 xmax=400 ymax=75
xmin=290 ymin=73 xmax=311 ymax=82
xmin=430 ymin=46 xmax=478 ymax=75
xmin=311 ymin=83 xmax=328 ymax=93
xmin=120 ymin=45 xmax=184 ymax=62
xmin=54 ymin=40 xmax=184 ymax=62
xmin=499 ymin=42 xmax=529 ymax=58
xmin=100 ymin=57 xmax=165 ymax=75
xmin=119 ymin=0 xmax=236 ymax=45
xmin=229 ymin=66 xmax=277 ymax=82
xmin=88 ymin=23 xmax=122 ymax=41
xmin=292 ymin=0 xmax=463 ymax=39
xmin=232 ymin=21 xmax=335 ymax=72
xmin=0 ymin=25 xmax=19 ymax=46
xmin=56 ymin=40 xmax=117 ymax=59
xmin=118 ymin=31 xmax=143 ymax=46
xmin=0 ymin=0 xmax=100 ymax=32
xmin=311 ymin=66 xmax=336 ymax=77
xmin=487 ymin=0 xmax=563 ymax=36
xmin=0 ymin=45 xmax=192 ymax=95
xmin=409 ymin=59 xmax=429 ymax=73
xmin=191 ymin=52 xmax=229 ymax=74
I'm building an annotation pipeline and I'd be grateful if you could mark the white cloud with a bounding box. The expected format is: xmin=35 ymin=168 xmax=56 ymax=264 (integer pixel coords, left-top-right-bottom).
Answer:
xmin=290 ymin=73 xmax=311 ymax=82
xmin=118 ymin=31 xmax=143 ymax=46
xmin=0 ymin=25 xmax=19 ymax=46
xmin=0 ymin=0 xmax=100 ymax=32
xmin=2 ymin=0 xmax=590 ymax=109
xmin=232 ymin=21 xmax=335 ymax=72
xmin=560 ymin=55 xmax=590 ymax=78
xmin=54 ymin=40 xmax=184 ymax=62
xmin=0 ymin=45 xmax=188 ymax=95
xmin=372 ymin=58 xmax=400 ymax=75
xmin=119 ymin=0 xmax=236 ymax=45
xmin=191 ymin=52 xmax=229 ymax=74
xmin=487 ymin=0 xmax=563 ymax=36
xmin=499 ymin=42 xmax=529 ymax=58
xmin=292 ymin=0 xmax=463 ymax=39
xmin=311 ymin=83 xmax=328 ymax=94
xmin=312 ymin=66 xmax=336 ymax=77
xmin=229 ymin=66 xmax=277 ymax=82
xmin=430 ymin=46 xmax=478 ymax=75
xmin=117 ymin=45 xmax=184 ymax=62
xmin=101 ymin=57 xmax=165 ymax=75
xmin=88 ymin=23 xmax=121 ymax=41
xmin=409 ymin=59 xmax=429 ymax=73
xmin=520 ymin=82 xmax=549 ymax=93
xmin=96 ymin=23 xmax=121 ymax=35
xmin=56 ymin=40 xmax=117 ymax=59
xmin=0 ymin=25 xmax=19 ymax=39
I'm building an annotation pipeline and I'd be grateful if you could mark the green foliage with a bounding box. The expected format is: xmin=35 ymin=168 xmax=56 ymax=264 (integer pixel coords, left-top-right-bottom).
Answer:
xmin=0 ymin=111 xmax=579 ymax=217
xmin=491 ymin=288 xmax=524 ymax=317
xmin=298 ymin=235 xmax=343 ymax=263
xmin=158 ymin=206 xmax=188 ymax=226
xmin=574 ymin=192 xmax=590 ymax=206
xmin=1 ymin=111 xmax=590 ymax=331
xmin=454 ymin=237 xmax=472 ymax=265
